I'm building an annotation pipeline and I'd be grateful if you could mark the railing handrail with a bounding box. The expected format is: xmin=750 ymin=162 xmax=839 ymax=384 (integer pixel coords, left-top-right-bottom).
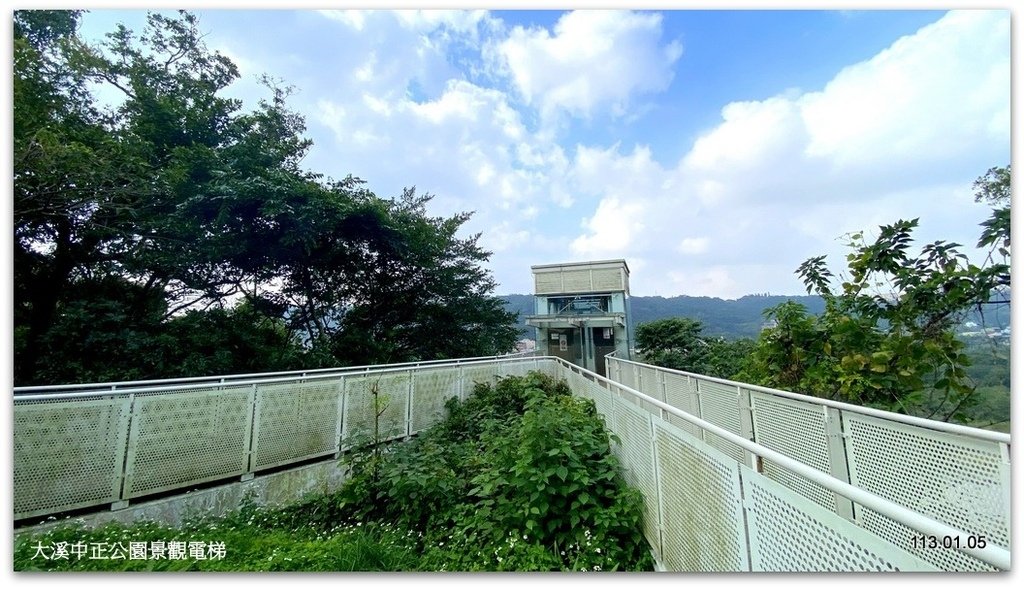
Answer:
xmin=605 ymin=353 xmax=1011 ymax=445
xmin=12 ymin=355 xmax=539 ymax=402
xmin=11 ymin=352 xmax=1010 ymax=569
xmin=12 ymin=351 xmax=534 ymax=396
xmin=551 ymin=356 xmax=1011 ymax=570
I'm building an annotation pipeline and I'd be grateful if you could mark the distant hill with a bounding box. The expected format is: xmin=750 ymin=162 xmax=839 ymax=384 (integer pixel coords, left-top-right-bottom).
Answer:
xmin=499 ymin=293 xmax=827 ymax=340
xmin=501 ymin=290 xmax=1010 ymax=341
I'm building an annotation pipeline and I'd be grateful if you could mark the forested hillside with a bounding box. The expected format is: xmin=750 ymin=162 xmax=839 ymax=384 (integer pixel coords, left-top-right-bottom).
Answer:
xmin=500 ymin=293 xmax=827 ymax=339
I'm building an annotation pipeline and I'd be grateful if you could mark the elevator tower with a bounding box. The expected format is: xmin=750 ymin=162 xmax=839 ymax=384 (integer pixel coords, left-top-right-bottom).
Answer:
xmin=526 ymin=259 xmax=632 ymax=375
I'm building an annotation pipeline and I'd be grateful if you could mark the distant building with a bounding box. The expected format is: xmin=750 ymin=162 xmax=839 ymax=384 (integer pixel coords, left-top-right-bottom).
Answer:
xmin=525 ymin=259 xmax=632 ymax=375
xmin=514 ymin=338 xmax=536 ymax=353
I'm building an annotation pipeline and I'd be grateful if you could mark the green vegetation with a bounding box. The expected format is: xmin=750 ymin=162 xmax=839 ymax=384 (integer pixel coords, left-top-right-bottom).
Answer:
xmin=635 ymin=317 xmax=754 ymax=379
xmin=14 ymin=373 xmax=655 ymax=571
xmin=502 ymin=293 xmax=827 ymax=340
xmin=14 ymin=10 xmax=517 ymax=386
xmin=736 ymin=166 xmax=1008 ymax=423
xmin=13 ymin=515 xmax=423 ymax=572
xmin=635 ymin=166 xmax=1010 ymax=428
xmin=960 ymin=340 xmax=1011 ymax=432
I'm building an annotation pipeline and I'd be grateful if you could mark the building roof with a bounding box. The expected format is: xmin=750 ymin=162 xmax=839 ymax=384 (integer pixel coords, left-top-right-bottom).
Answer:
xmin=530 ymin=259 xmax=630 ymax=274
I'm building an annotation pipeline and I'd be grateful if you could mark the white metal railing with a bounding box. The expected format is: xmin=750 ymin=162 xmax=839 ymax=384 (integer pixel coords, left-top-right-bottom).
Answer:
xmin=12 ymin=354 xmax=1010 ymax=571
xmin=12 ymin=351 xmax=535 ymax=396
xmin=604 ymin=353 xmax=1011 ymax=571
xmin=13 ymin=355 xmax=546 ymax=520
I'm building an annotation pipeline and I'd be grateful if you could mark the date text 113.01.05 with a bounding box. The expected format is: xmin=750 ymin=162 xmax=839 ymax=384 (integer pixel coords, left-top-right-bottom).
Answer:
xmin=911 ymin=535 xmax=987 ymax=550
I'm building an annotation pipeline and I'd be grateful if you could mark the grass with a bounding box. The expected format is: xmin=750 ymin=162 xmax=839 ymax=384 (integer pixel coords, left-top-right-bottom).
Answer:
xmin=14 ymin=508 xmax=422 ymax=571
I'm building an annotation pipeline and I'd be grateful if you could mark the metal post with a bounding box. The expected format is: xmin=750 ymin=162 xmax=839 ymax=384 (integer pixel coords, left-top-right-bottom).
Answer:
xmin=243 ymin=383 xmax=259 ymax=476
xmin=738 ymin=386 xmax=758 ymax=472
xmin=405 ymin=369 xmax=414 ymax=438
xmin=334 ymin=376 xmax=345 ymax=459
xmin=824 ymin=406 xmax=855 ymax=520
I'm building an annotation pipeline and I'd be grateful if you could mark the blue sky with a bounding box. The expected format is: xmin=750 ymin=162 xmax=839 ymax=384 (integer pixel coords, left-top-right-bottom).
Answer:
xmin=73 ymin=7 xmax=1012 ymax=298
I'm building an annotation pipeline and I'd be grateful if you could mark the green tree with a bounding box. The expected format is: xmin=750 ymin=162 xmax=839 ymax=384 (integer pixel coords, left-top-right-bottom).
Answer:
xmin=14 ymin=10 xmax=517 ymax=385
xmin=636 ymin=318 xmax=753 ymax=379
xmin=740 ymin=166 xmax=1011 ymax=421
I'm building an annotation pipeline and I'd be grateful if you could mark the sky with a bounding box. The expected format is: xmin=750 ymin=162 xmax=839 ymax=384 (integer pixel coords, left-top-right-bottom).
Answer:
xmin=67 ymin=6 xmax=1012 ymax=299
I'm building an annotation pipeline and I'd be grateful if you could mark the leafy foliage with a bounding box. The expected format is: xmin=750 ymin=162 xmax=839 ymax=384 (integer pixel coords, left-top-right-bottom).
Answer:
xmin=13 ymin=512 xmax=423 ymax=572
xmin=739 ymin=167 xmax=1011 ymax=422
xmin=14 ymin=10 xmax=517 ymax=385
xmin=636 ymin=318 xmax=754 ymax=379
xmin=288 ymin=372 xmax=654 ymax=571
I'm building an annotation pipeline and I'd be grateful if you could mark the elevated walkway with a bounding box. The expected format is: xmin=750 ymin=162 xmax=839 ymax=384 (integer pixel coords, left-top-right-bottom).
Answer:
xmin=13 ymin=353 xmax=1011 ymax=571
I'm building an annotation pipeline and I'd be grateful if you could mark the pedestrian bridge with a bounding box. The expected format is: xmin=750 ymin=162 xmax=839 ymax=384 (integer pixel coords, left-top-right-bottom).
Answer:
xmin=13 ymin=353 xmax=1011 ymax=572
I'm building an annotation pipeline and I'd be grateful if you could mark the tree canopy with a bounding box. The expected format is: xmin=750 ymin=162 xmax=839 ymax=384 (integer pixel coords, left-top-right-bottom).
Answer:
xmin=635 ymin=318 xmax=753 ymax=380
xmin=14 ymin=10 xmax=517 ymax=385
xmin=736 ymin=165 xmax=1010 ymax=422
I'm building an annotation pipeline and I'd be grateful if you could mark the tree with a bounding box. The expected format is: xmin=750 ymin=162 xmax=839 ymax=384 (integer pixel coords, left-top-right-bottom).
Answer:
xmin=974 ymin=165 xmax=1010 ymax=291
xmin=636 ymin=318 xmax=753 ymax=380
xmin=14 ymin=10 xmax=518 ymax=385
xmin=740 ymin=166 xmax=1011 ymax=422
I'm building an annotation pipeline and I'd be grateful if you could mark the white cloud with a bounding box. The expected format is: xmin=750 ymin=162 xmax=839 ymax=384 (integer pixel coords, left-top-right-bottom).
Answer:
xmin=668 ymin=268 xmax=740 ymax=299
xmin=312 ymin=65 xmax=573 ymax=247
xmin=393 ymin=9 xmax=490 ymax=36
xmin=354 ymin=53 xmax=376 ymax=82
xmin=258 ymin=9 xmax=1008 ymax=297
xmin=676 ymin=237 xmax=710 ymax=255
xmin=318 ymin=9 xmax=368 ymax=31
xmin=801 ymin=10 xmax=1009 ymax=168
xmin=557 ymin=10 xmax=1008 ymax=297
xmin=315 ymin=100 xmax=346 ymax=139
xmin=684 ymin=97 xmax=806 ymax=174
xmin=320 ymin=9 xmax=492 ymax=40
xmin=362 ymin=93 xmax=393 ymax=117
xmin=570 ymin=143 xmax=669 ymax=199
xmin=571 ymin=196 xmax=646 ymax=257
xmin=479 ymin=222 xmax=531 ymax=253
xmin=494 ymin=10 xmax=682 ymax=119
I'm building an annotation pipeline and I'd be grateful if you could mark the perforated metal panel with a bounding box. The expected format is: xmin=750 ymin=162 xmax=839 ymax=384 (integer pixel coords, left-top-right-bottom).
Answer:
xmin=251 ymin=380 xmax=341 ymax=471
xmin=124 ymin=386 xmax=253 ymax=499
xmin=582 ymin=379 xmax=614 ymax=423
xmin=591 ymin=268 xmax=623 ymax=291
xmin=617 ymin=362 xmax=637 ymax=392
xmin=663 ymin=373 xmax=701 ymax=438
xmin=539 ymin=358 xmax=561 ymax=378
xmin=749 ymin=391 xmax=836 ymax=511
xmin=607 ymin=357 xmax=620 ymax=381
xmin=568 ymin=370 xmax=590 ymax=402
xmin=410 ymin=368 xmax=460 ymax=434
xmin=497 ymin=361 xmax=528 ymax=378
xmin=639 ymin=365 xmax=662 ymax=402
xmin=562 ymin=269 xmax=591 ymax=292
xmin=843 ymin=413 xmax=1007 ymax=571
xmin=742 ymin=466 xmax=938 ymax=571
xmin=342 ymin=373 xmax=410 ymax=445
xmin=534 ymin=272 xmax=560 ymax=294
xmin=654 ymin=420 xmax=749 ymax=572
xmin=608 ymin=396 xmax=661 ymax=557
xmin=855 ymin=506 xmax=995 ymax=571
xmin=461 ymin=363 xmax=497 ymax=398
xmin=13 ymin=397 xmax=132 ymax=519
xmin=696 ymin=380 xmax=745 ymax=463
